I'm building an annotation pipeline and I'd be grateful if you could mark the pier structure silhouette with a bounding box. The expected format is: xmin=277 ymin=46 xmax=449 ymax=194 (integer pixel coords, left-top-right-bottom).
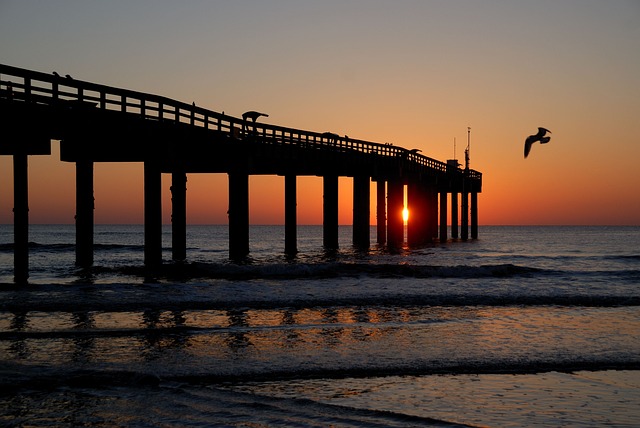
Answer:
xmin=0 ymin=64 xmax=482 ymax=282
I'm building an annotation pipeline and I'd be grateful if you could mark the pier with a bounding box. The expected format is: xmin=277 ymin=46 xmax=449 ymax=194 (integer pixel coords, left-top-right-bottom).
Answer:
xmin=0 ymin=64 xmax=482 ymax=282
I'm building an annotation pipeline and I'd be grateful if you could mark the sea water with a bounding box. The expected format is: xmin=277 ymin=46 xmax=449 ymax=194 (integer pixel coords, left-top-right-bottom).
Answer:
xmin=0 ymin=225 xmax=639 ymax=427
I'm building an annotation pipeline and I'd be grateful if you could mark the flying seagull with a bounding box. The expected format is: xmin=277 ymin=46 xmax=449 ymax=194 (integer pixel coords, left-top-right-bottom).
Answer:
xmin=242 ymin=111 xmax=268 ymax=122
xmin=524 ymin=127 xmax=552 ymax=158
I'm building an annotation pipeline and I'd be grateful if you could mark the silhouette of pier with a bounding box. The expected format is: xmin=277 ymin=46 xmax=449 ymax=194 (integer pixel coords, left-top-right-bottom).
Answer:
xmin=0 ymin=64 xmax=482 ymax=283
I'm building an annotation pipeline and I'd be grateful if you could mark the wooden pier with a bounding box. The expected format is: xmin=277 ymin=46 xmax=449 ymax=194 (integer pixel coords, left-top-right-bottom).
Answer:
xmin=0 ymin=64 xmax=482 ymax=282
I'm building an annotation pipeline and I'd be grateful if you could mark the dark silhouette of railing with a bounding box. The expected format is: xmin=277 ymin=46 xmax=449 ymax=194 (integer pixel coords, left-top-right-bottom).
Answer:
xmin=0 ymin=64 xmax=482 ymax=180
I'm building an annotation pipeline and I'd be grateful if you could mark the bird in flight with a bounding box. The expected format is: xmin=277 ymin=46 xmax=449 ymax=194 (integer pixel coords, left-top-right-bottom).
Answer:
xmin=242 ymin=111 xmax=268 ymax=122
xmin=524 ymin=127 xmax=552 ymax=158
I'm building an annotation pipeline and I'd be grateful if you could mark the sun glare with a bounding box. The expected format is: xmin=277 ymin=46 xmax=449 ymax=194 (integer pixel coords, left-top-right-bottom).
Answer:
xmin=403 ymin=207 xmax=409 ymax=224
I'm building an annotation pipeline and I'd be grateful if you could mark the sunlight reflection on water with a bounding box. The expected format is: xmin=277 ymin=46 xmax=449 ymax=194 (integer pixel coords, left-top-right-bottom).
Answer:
xmin=2 ymin=306 xmax=638 ymax=377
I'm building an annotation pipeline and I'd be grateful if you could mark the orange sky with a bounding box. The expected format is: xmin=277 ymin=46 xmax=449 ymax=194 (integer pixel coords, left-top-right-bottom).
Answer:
xmin=1 ymin=1 xmax=639 ymax=225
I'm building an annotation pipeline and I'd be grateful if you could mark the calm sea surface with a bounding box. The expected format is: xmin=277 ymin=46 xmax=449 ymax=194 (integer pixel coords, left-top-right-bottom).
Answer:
xmin=1 ymin=225 xmax=639 ymax=427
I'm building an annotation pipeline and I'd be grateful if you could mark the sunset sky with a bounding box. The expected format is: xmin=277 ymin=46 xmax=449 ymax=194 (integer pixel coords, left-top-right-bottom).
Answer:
xmin=1 ymin=1 xmax=639 ymax=225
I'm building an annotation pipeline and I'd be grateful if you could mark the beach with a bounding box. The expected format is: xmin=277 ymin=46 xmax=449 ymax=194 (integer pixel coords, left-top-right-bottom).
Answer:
xmin=1 ymin=225 xmax=639 ymax=426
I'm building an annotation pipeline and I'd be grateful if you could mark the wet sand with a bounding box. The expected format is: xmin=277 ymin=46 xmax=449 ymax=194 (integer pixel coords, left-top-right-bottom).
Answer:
xmin=230 ymin=370 xmax=640 ymax=427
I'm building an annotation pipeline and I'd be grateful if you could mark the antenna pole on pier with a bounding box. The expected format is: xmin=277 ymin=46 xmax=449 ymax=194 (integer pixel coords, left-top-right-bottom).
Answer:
xmin=465 ymin=127 xmax=470 ymax=171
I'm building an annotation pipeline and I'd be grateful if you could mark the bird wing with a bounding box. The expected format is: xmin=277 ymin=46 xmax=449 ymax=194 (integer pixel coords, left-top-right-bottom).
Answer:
xmin=524 ymin=138 xmax=533 ymax=158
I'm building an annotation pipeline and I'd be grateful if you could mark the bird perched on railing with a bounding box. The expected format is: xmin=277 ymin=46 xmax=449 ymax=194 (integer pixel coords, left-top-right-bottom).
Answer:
xmin=321 ymin=132 xmax=340 ymax=143
xmin=52 ymin=71 xmax=60 ymax=77
xmin=524 ymin=127 xmax=552 ymax=158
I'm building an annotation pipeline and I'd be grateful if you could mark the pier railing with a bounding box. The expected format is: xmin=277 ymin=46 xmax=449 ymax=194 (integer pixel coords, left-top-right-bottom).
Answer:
xmin=0 ymin=64 xmax=481 ymax=180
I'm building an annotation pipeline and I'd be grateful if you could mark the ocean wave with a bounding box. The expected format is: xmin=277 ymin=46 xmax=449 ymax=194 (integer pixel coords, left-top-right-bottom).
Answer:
xmin=0 ymin=242 xmax=74 ymax=252
xmin=0 ymin=367 xmax=471 ymax=427
xmin=0 ymin=242 xmax=144 ymax=253
xmin=13 ymin=261 xmax=543 ymax=283
xmin=0 ymin=289 xmax=638 ymax=313
xmin=82 ymin=260 xmax=640 ymax=287
xmin=127 ymin=261 xmax=545 ymax=281
xmin=3 ymin=359 xmax=639 ymax=393
xmin=604 ymin=254 xmax=640 ymax=261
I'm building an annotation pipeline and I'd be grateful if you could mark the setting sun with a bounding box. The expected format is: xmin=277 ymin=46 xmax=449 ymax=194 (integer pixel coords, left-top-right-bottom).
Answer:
xmin=402 ymin=207 xmax=409 ymax=224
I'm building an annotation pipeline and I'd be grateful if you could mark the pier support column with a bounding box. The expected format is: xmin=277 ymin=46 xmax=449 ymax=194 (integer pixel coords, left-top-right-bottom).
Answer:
xmin=284 ymin=174 xmax=297 ymax=255
xmin=428 ymin=187 xmax=439 ymax=240
xmin=13 ymin=154 xmax=29 ymax=283
xmin=171 ymin=169 xmax=187 ymax=262
xmin=387 ymin=180 xmax=404 ymax=248
xmin=451 ymin=192 xmax=459 ymax=239
xmin=144 ymin=161 xmax=163 ymax=268
xmin=75 ymin=161 xmax=94 ymax=267
xmin=376 ymin=180 xmax=386 ymax=245
xmin=407 ymin=182 xmax=428 ymax=246
xmin=461 ymin=189 xmax=469 ymax=241
xmin=471 ymin=192 xmax=478 ymax=239
xmin=439 ymin=191 xmax=448 ymax=242
xmin=228 ymin=171 xmax=250 ymax=259
xmin=323 ymin=175 xmax=339 ymax=250
xmin=352 ymin=175 xmax=370 ymax=249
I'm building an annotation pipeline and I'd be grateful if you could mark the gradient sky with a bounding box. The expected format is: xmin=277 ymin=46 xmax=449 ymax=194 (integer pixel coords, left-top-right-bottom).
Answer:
xmin=1 ymin=0 xmax=639 ymax=225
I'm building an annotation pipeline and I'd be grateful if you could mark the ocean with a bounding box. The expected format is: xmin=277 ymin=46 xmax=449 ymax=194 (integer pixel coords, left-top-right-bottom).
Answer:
xmin=1 ymin=225 xmax=639 ymax=427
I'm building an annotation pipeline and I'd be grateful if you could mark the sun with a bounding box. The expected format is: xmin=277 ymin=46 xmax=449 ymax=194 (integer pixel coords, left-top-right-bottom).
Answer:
xmin=402 ymin=207 xmax=409 ymax=224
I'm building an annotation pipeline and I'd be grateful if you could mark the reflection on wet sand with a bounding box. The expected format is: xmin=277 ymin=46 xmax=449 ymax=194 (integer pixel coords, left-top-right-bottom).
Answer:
xmin=1 ymin=307 xmax=638 ymax=379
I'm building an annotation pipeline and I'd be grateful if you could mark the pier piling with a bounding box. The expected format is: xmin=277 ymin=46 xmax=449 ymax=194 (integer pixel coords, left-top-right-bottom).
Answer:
xmin=13 ymin=154 xmax=29 ymax=283
xmin=144 ymin=161 xmax=163 ymax=268
xmin=75 ymin=161 xmax=94 ymax=267
xmin=387 ymin=180 xmax=404 ymax=248
xmin=451 ymin=192 xmax=459 ymax=239
xmin=439 ymin=191 xmax=447 ymax=242
xmin=376 ymin=180 xmax=386 ymax=245
xmin=228 ymin=171 xmax=250 ymax=259
xmin=323 ymin=175 xmax=339 ymax=250
xmin=171 ymin=169 xmax=187 ymax=262
xmin=352 ymin=175 xmax=370 ymax=249
xmin=471 ymin=192 xmax=478 ymax=240
xmin=284 ymin=174 xmax=297 ymax=255
xmin=461 ymin=190 xmax=469 ymax=241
